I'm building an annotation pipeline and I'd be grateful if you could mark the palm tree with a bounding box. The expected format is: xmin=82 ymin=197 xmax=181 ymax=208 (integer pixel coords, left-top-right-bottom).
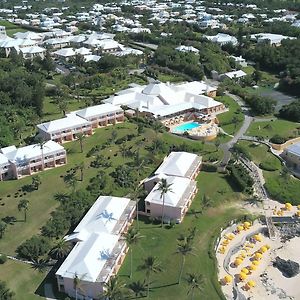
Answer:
xmin=73 ymin=273 xmax=86 ymax=300
xmin=101 ymin=276 xmax=128 ymax=300
xmin=53 ymin=192 xmax=69 ymax=203
xmin=58 ymin=100 xmax=68 ymax=116
xmin=50 ymin=238 xmax=71 ymax=260
xmin=76 ymin=133 xmax=85 ymax=153
xmin=76 ymin=162 xmax=85 ymax=181
xmin=156 ymin=178 xmax=173 ymax=228
xmin=31 ymin=175 xmax=41 ymax=190
xmin=139 ymin=256 xmax=162 ymax=298
xmin=34 ymin=137 xmax=48 ymax=171
xmin=130 ymin=185 xmax=143 ymax=229
xmin=18 ymin=199 xmax=29 ymax=222
xmin=128 ymin=280 xmax=147 ymax=298
xmin=176 ymin=240 xmax=194 ymax=284
xmin=64 ymin=172 xmax=77 ymax=192
xmin=186 ymin=273 xmax=204 ymax=300
xmin=0 ymin=221 xmax=7 ymax=239
xmin=123 ymin=228 xmax=143 ymax=279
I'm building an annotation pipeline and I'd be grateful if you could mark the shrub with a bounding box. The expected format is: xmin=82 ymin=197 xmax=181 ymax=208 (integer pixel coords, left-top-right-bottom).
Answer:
xmin=270 ymin=134 xmax=287 ymax=144
xmin=259 ymin=161 xmax=279 ymax=171
xmin=0 ymin=254 xmax=7 ymax=264
xmin=17 ymin=236 xmax=50 ymax=261
xmin=202 ymin=163 xmax=217 ymax=172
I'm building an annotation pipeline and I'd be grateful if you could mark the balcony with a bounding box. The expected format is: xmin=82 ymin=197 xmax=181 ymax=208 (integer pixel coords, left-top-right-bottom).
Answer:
xmin=112 ymin=201 xmax=136 ymax=235
xmin=177 ymin=181 xmax=197 ymax=208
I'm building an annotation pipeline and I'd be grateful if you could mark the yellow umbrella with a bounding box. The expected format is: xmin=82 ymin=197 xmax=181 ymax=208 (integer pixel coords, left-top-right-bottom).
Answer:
xmin=260 ymin=246 xmax=268 ymax=253
xmin=239 ymin=272 xmax=247 ymax=281
xmin=297 ymin=205 xmax=300 ymax=210
xmin=222 ymin=240 xmax=229 ymax=246
xmin=239 ymin=252 xmax=246 ymax=258
xmin=241 ymin=268 xmax=249 ymax=275
xmin=264 ymin=244 xmax=271 ymax=250
xmin=234 ymin=258 xmax=243 ymax=266
xmin=243 ymin=221 xmax=251 ymax=228
xmin=255 ymin=252 xmax=263 ymax=260
xmin=229 ymin=233 xmax=235 ymax=240
xmin=247 ymin=280 xmax=256 ymax=288
xmin=285 ymin=202 xmax=292 ymax=207
xmin=224 ymin=275 xmax=232 ymax=284
xmin=252 ymin=260 xmax=260 ymax=266
xmin=249 ymin=264 xmax=257 ymax=271
xmin=254 ymin=234 xmax=262 ymax=242
xmin=237 ymin=255 xmax=245 ymax=261
xmin=297 ymin=211 xmax=300 ymax=217
xmin=237 ymin=225 xmax=244 ymax=232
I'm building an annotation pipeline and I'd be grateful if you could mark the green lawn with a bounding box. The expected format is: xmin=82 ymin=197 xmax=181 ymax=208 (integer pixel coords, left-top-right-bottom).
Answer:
xmin=157 ymin=73 xmax=186 ymax=83
xmin=216 ymin=95 xmax=245 ymax=136
xmin=246 ymin=119 xmax=300 ymax=140
xmin=119 ymin=171 xmax=244 ymax=300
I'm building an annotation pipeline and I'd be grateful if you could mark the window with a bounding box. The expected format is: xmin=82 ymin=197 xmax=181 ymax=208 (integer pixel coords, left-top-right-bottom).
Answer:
xmin=146 ymin=209 xmax=151 ymax=214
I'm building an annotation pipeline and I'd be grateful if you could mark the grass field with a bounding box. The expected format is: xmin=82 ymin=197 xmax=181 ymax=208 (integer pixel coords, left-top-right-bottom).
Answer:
xmin=216 ymin=95 xmax=245 ymax=136
xmin=246 ymin=119 xmax=300 ymax=140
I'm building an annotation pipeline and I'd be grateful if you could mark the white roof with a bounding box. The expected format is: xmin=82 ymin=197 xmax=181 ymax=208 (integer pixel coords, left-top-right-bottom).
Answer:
xmin=286 ymin=142 xmax=300 ymax=157
xmin=75 ymin=47 xmax=91 ymax=55
xmin=145 ymin=176 xmax=192 ymax=207
xmin=56 ymin=196 xmax=133 ymax=282
xmin=155 ymin=152 xmax=201 ymax=178
xmin=84 ymin=54 xmax=101 ymax=62
xmin=1 ymin=141 xmax=64 ymax=164
xmin=223 ymin=70 xmax=247 ymax=79
xmin=53 ymin=47 xmax=75 ymax=57
xmin=37 ymin=114 xmax=91 ymax=134
xmin=175 ymin=45 xmax=199 ymax=53
xmin=142 ymin=82 xmax=173 ymax=96
xmin=14 ymin=31 xmax=42 ymax=40
xmin=20 ymin=46 xmax=46 ymax=54
xmin=0 ymin=153 xmax=9 ymax=166
xmin=76 ymin=103 xmax=122 ymax=119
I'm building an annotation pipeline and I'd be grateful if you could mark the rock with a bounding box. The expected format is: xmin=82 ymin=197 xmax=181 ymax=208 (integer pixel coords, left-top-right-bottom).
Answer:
xmin=273 ymin=256 xmax=300 ymax=278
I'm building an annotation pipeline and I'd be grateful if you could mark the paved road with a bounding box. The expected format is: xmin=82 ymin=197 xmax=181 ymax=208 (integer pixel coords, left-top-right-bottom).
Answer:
xmin=219 ymin=93 xmax=254 ymax=168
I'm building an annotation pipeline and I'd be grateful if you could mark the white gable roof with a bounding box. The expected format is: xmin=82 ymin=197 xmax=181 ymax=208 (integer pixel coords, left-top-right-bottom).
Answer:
xmin=76 ymin=103 xmax=122 ymax=120
xmin=155 ymin=152 xmax=201 ymax=178
xmin=0 ymin=153 xmax=9 ymax=166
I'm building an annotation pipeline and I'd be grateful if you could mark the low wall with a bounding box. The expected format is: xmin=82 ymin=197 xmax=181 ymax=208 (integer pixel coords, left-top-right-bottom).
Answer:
xmin=271 ymin=136 xmax=300 ymax=151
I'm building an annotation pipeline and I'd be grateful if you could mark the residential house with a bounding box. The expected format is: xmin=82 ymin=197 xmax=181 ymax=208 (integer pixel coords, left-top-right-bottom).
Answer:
xmin=56 ymin=196 xmax=136 ymax=299
xmin=37 ymin=114 xmax=93 ymax=143
xmin=144 ymin=152 xmax=201 ymax=223
xmin=220 ymin=70 xmax=247 ymax=81
xmin=20 ymin=46 xmax=46 ymax=59
xmin=250 ymin=33 xmax=296 ymax=46
xmin=281 ymin=142 xmax=300 ymax=171
xmin=0 ymin=141 xmax=66 ymax=180
xmin=175 ymin=45 xmax=199 ymax=54
xmin=204 ymin=33 xmax=238 ymax=46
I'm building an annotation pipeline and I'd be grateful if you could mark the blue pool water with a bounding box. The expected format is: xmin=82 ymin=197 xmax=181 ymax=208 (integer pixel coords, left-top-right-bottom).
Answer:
xmin=173 ymin=122 xmax=201 ymax=132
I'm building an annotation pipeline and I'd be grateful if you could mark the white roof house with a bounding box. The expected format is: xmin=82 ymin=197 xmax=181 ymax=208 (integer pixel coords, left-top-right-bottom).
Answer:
xmin=53 ymin=47 xmax=76 ymax=58
xmin=75 ymin=103 xmax=122 ymax=120
xmin=144 ymin=176 xmax=196 ymax=208
xmin=0 ymin=153 xmax=9 ymax=167
xmin=250 ymin=33 xmax=296 ymax=45
xmin=14 ymin=31 xmax=42 ymax=41
xmin=175 ymin=45 xmax=199 ymax=54
xmin=84 ymin=54 xmax=101 ymax=62
xmin=1 ymin=140 xmax=64 ymax=165
xmin=285 ymin=142 xmax=300 ymax=157
xmin=154 ymin=151 xmax=202 ymax=178
xmin=20 ymin=46 xmax=46 ymax=55
xmin=222 ymin=70 xmax=247 ymax=80
xmin=56 ymin=196 xmax=135 ymax=284
xmin=74 ymin=47 xmax=91 ymax=56
xmin=37 ymin=114 xmax=91 ymax=134
xmin=204 ymin=33 xmax=238 ymax=46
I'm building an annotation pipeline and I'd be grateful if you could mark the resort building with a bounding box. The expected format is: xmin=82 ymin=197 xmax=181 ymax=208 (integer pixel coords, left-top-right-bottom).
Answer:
xmin=37 ymin=114 xmax=93 ymax=143
xmin=0 ymin=141 xmax=66 ymax=180
xmin=56 ymin=196 xmax=136 ymax=300
xmin=250 ymin=33 xmax=296 ymax=46
xmin=144 ymin=152 xmax=201 ymax=223
xmin=281 ymin=142 xmax=300 ymax=171
xmin=75 ymin=103 xmax=124 ymax=128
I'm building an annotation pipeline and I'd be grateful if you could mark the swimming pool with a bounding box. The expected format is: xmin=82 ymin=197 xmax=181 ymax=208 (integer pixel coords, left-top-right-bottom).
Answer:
xmin=173 ymin=122 xmax=201 ymax=132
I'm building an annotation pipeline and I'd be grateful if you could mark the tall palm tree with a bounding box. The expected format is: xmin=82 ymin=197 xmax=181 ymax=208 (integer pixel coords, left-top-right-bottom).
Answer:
xmin=50 ymin=238 xmax=71 ymax=260
xmin=76 ymin=133 xmax=85 ymax=153
xmin=156 ymin=178 xmax=173 ymax=228
xmin=31 ymin=175 xmax=41 ymax=190
xmin=73 ymin=273 xmax=86 ymax=300
xmin=18 ymin=199 xmax=29 ymax=222
xmin=34 ymin=137 xmax=48 ymax=171
xmin=101 ymin=276 xmax=128 ymax=300
xmin=186 ymin=273 xmax=204 ymax=300
xmin=130 ymin=185 xmax=143 ymax=230
xmin=123 ymin=228 xmax=143 ymax=279
xmin=139 ymin=256 xmax=162 ymax=298
xmin=128 ymin=280 xmax=147 ymax=298
xmin=64 ymin=172 xmax=77 ymax=192
xmin=76 ymin=162 xmax=85 ymax=181
xmin=176 ymin=240 xmax=194 ymax=284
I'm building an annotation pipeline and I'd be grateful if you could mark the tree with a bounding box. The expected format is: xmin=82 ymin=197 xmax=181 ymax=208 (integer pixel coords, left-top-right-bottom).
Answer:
xmin=202 ymin=194 xmax=212 ymax=209
xmin=101 ymin=276 xmax=129 ymax=300
xmin=76 ymin=162 xmax=85 ymax=181
xmin=123 ymin=228 xmax=143 ymax=279
xmin=73 ymin=273 xmax=87 ymax=300
xmin=34 ymin=137 xmax=48 ymax=171
xmin=50 ymin=238 xmax=71 ymax=260
xmin=64 ymin=172 xmax=78 ymax=192
xmin=76 ymin=133 xmax=85 ymax=153
xmin=0 ymin=280 xmax=15 ymax=300
xmin=0 ymin=221 xmax=7 ymax=239
xmin=58 ymin=100 xmax=68 ymax=116
xmin=18 ymin=199 xmax=29 ymax=222
xmin=176 ymin=240 xmax=194 ymax=284
xmin=130 ymin=185 xmax=143 ymax=229
xmin=156 ymin=178 xmax=173 ymax=228
xmin=186 ymin=273 xmax=204 ymax=300
xmin=128 ymin=280 xmax=147 ymax=298
xmin=139 ymin=256 xmax=162 ymax=298
xmin=31 ymin=175 xmax=41 ymax=190
xmin=17 ymin=236 xmax=50 ymax=261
